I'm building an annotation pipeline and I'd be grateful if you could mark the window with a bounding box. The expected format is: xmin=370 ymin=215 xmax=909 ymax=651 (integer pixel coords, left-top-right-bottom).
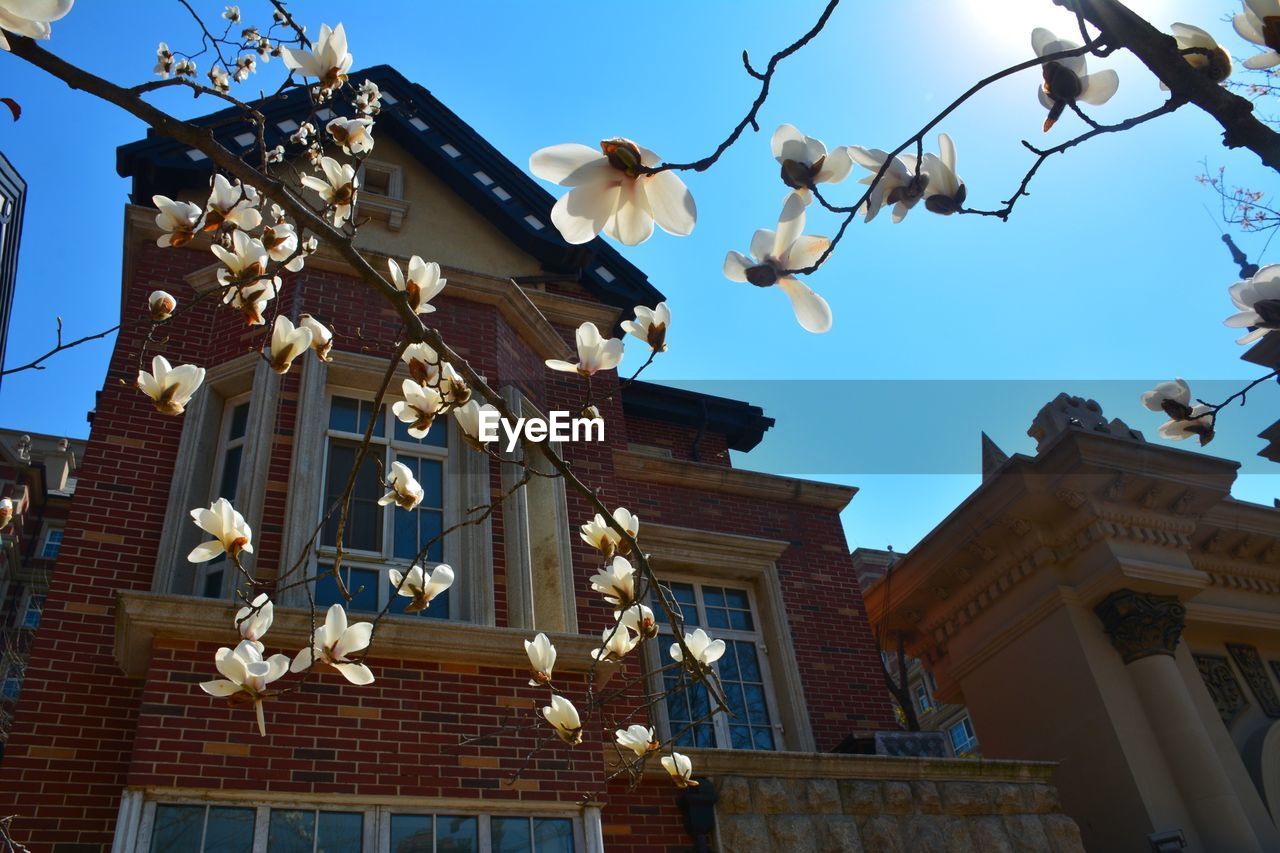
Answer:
xmin=651 ymin=580 xmax=782 ymax=751
xmin=948 ymin=716 xmax=978 ymax=755
xmin=1 ymin=662 xmax=20 ymax=700
xmin=316 ymin=394 xmax=452 ymax=619
xmin=915 ymin=683 xmax=931 ymax=713
xmin=19 ymin=593 xmax=43 ymax=630
xmin=196 ymin=398 xmax=250 ymax=600
xmin=138 ymin=802 xmax=581 ymax=852
xmin=38 ymin=526 xmax=63 ymax=560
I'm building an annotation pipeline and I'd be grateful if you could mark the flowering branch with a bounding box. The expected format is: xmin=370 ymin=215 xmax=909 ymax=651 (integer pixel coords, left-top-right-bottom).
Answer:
xmin=0 ymin=317 xmax=119 ymax=376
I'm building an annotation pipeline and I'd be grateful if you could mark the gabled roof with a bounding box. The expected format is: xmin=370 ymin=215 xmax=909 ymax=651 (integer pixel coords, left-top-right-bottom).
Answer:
xmin=115 ymin=65 xmax=663 ymax=313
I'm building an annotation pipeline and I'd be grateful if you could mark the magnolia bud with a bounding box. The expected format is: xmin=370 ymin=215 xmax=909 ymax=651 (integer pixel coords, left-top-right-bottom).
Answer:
xmin=149 ymin=290 xmax=177 ymax=322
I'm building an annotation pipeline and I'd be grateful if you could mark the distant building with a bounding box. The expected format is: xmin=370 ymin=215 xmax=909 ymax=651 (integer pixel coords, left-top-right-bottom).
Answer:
xmin=0 ymin=428 xmax=82 ymax=755
xmin=852 ymin=547 xmax=980 ymax=757
xmin=0 ymin=152 xmax=25 ymax=387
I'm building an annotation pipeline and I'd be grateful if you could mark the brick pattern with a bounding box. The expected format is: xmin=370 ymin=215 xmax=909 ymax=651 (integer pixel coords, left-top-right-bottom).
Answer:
xmin=0 ymin=236 xmax=893 ymax=849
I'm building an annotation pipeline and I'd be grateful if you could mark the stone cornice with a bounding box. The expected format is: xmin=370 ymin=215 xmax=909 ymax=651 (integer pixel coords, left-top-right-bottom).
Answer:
xmin=641 ymin=522 xmax=790 ymax=572
xmin=611 ymin=449 xmax=857 ymax=511
xmin=125 ymin=204 xmax=581 ymax=361
xmin=114 ymin=590 xmax=601 ymax=678
xmin=685 ymin=747 xmax=1057 ymax=782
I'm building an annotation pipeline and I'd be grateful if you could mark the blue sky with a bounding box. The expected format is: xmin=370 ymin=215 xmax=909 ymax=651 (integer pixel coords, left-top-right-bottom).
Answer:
xmin=0 ymin=0 xmax=1276 ymax=551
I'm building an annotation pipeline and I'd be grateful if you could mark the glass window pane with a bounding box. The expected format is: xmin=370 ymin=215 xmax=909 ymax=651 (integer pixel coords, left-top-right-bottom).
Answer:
xmin=201 ymin=562 xmax=225 ymax=599
xmin=723 ymin=682 xmax=747 ymax=720
xmin=329 ymin=396 xmax=359 ymax=433
xmin=204 ymin=806 xmax=256 ymax=852
xmin=723 ymin=588 xmax=749 ymax=610
xmin=743 ymin=684 xmax=769 ymax=725
xmin=729 ymin=724 xmax=752 ymax=750
xmin=316 ymin=566 xmax=379 ymax=613
xmin=229 ymin=402 xmax=250 ymax=440
xmin=703 ymin=587 xmax=725 ymax=608
xmin=752 ymin=728 xmax=776 ymax=751
xmin=435 ymin=814 xmax=478 ymax=852
xmin=268 ymin=809 xmax=314 ymax=853
xmin=322 ymin=441 xmax=383 ymax=551
xmin=390 ymin=815 xmax=433 ymax=853
xmin=728 ymin=609 xmax=753 ymax=631
xmin=395 ymin=416 xmax=447 ymax=447
xmin=491 ymin=816 xmax=532 ymax=853
xmin=151 ymin=804 xmax=205 ymax=851
xmin=734 ymin=642 xmax=762 ymax=682
xmin=417 ymin=458 xmax=444 ymax=509
xmin=654 ymin=582 xmax=698 ymax=627
xmin=717 ymin=645 xmax=740 ymax=682
xmin=705 ymin=607 xmax=729 ymax=630
xmin=219 ymin=445 xmax=244 ymax=503
xmin=532 ymin=818 xmax=574 ymax=853
xmin=316 ymin=811 xmax=363 ymax=853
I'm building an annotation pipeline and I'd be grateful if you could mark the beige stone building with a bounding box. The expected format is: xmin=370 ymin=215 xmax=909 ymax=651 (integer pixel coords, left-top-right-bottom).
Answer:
xmin=865 ymin=390 xmax=1280 ymax=852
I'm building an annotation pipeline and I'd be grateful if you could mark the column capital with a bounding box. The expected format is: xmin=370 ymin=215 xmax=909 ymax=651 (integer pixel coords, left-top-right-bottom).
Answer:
xmin=1095 ymin=588 xmax=1187 ymax=664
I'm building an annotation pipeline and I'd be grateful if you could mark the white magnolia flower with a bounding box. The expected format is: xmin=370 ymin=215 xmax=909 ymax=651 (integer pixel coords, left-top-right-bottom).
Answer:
xmin=591 ymin=625 xmax=638 ymax=662
xmin=723 ymin=192 xmax=832 ymax=334
xmin=771 ymin=124 xmax=854 ymax=204
xmin=402 ymin=341 xmax=440 ymax=386
xmin=199 ymin=639 xmax=289 ymax=736
xmin=154 ymin=41 xmax=173 ymax=78
xmin=280 ymin=23 xmax=352 ymax=91
xmin=1140 ymin=378 xmax=1192 ymax=416
xmin=1166 ymin=23 xmax=1231 ymax=85
xmin=301 ymin=156 xmax=358 ymax=227
xmin=0 ymin=0 xmax=74 ymax=52
xmin=661 ymin=752 xmax=697 ymax=788
xmin=174 ymin=58 xmax=197 ymax=78
xmin=266 ymin=144 xmax=284 ymax=164
xmin=235 ymin=592 xmax=273 ymax=649
xmin=1032 ymin=28 xmax=1120 ymax=131
xmin=590 ymin=556 xmax=636 ymax=608
xmin=1225 ymin=264 xmax=1280 ymax=344
xmin=454 ymin=400 xmax=500 ymax=450
xmin=355 ymin=79 xmax=381 ymax=116
xmin=621 ymin=302 xmax=670 ymax=353
xmin=152 ymin=194 xmax=202 ymax=248
xmin=205 ymin=174 xmax=262 ymax=232
xmin=542 ymin=694 xmax=582 ymax=745
xmin=222 ymin=5 xmax=240 ymax=23
xmin=615 ymin=724 xmax=658 ymax=758
xmin=525 ymin=632 xmax=556 ymax=686
xmin=225 ymin=276 xmax=278 ymax=326
xmin=378 ymin=460 xmax=424 ymax=510
xmin=189 ymin=497 xmax=253 ymax=562
xmin=327 ymin=116 xmax=374 ymax=155
xmin=388 ymin=563 xmax=454 ymax=614
xmin=618 ymin=603 xmax=658 ymax=640
xmin=849 ymin=147 xmax=927 ymax=224
xmin=262 ymin=220 xmax=304 ymax=271
xmin=148 ymin=290 xmax=176 ymax=322
xmin=137 ymin=355 xmax=205 ymax=416
xmin=921 ymin=133 xmax=966 ymax=215
xmin=232 ymin=54 xmax=256 ymax=83
xmin=255 ymin=36 xmax=272 ymax=62
xmin=268 ymin=314 xmax=312 ymax=375
xmin=545 ymin=322 xmax=624 ymax=376
xmin=392 ymin=378 xmax=443 ymax=439
xmin=290 ymin=603 xmax=374 ymax=684
xmin=438 ymin=362 xmax=471 ymax=408
xmin=208 ymin=65 xmax=231 ymax=94
xmin=670 ymin=628 xmax=726 ymax=670
xmin=530 ymin=138 xmax=696 ymax=246
xmin=580 ymin=507 xmax=639 ymax=559
xmin=290 ymin=121 xmax=315 ymax=146
xmin=300 ymin=314 xmax=333 ymax=361
xmin=387 ymin=256 xmax=446 ymax=314
xmin=1159 ymin=405 xmax=1216 ymax=446
xmin=1235 ymin=2 xmax=1280 ymax=69
xmin=0 ymin=497 xmax=14 ymax=529
xmin=212 ymin=230 xmax=277 ymax=325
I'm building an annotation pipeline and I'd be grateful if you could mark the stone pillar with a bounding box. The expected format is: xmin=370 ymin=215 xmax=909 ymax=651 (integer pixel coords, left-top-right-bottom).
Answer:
xmin=1095 ymin=589 xmax=1261 ymax=853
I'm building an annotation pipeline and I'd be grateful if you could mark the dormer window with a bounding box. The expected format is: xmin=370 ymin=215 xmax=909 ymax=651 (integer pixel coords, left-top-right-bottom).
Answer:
xmin=356 ymin=160 xmax=409 ymax=231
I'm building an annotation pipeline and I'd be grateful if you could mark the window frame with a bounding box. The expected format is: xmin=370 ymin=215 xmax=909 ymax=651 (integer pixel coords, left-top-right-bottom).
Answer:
xmin=17 ymin=589 xmax=44 ymax=630
xmin=948 ymin=716 xmax=978 ymax=754
xmin=313 ymin=386 xmax=459 ymax=620
xmin=36 ymin=524 xmax=64 ymax=561
xmin=193 ymin=393 xmax=253 ymax=600
xmin=915 ymin=682 xmax=932 ymax=713
xmin=647 ymin=574 xmax=785 ymax=752
xmin=131 ymin=798 xmax=586 ymax=853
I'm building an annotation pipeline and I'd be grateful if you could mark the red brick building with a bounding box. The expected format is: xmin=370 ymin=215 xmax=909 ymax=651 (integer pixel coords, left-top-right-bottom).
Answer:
xmin=0 ymin=67 xmax=900 ymax=851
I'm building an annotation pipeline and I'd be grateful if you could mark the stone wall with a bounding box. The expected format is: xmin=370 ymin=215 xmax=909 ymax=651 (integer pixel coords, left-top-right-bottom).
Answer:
xmin=695 ymin=751 xmax=1084 ymax=853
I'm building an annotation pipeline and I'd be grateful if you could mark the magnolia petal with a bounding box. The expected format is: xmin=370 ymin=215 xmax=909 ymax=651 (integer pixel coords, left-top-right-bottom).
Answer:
xmin=773 ymin=192 xmax=807 ymax=258
xmin=334 ymin=622 xmax=373 ymax=658
xmin=187 ymin=541 xmax=225 ymax=563
xmin=529 ymin=143 xmax=612 ymax=186
xmin=290 ymin=646 xmax=314 ymax=673
xmin=550 ymin=182 xmax=620 ymax=245
xmin=200 ymin=679 xmax=243 ymax=697
xmin=1244 ymin=51 xmax=1280 ymax=69
xmin=1079 ymin=69 xmax=1119 ymax=105
xmin=749 ymin=228 xmax=776 ymax=264
xmin=338 ymin=661 xmax=375 ymax=685
xmin=785 ymin=235 xmax=832 ymax=272
xmin=644 ymin=170 xmax=696 ymax=237
xmin=607 ymin=180 xmax=655 ymax=246
xmin=723 ymin=251 xmax=753 ymax=282
xmin=777 ymin=277 xmax=833 ymax=334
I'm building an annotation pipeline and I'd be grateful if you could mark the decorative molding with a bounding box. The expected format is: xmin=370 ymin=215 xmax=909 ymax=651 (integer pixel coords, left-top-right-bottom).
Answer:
xmin=640 ymin=522 xmax=790 ymax=574
xmin=611 ymin=450 xmax=857 ymax=511
xmin=355 ymin=191 xmax=411 ymax=231
xmin=1094 ymin=589 xmax=1187 ymax=664
xmin=1226 ymin=643 xmax=1280 ymax=717
xmin=686 ymin=747 xmax=1058 ymax=783
xmin=1194 ymin=653 xmax=1249 ymax=726
xmin=114 ymin=590 xmax=600 ymax=678
xmin=1054 ymin=488 xmax=1086 ymax=509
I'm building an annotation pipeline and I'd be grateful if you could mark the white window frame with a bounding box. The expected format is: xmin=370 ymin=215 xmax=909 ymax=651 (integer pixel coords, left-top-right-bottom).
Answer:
xmin=194 ymin=394 xmax=252 ymax=599
xmin=17 ymin=589 xmax=44 ymax=630
xmin=915 ymin=682 xmax=931 ymax=713
xmin=36 ymin=524 xmax=64 ymax=560
xmin=647 ymin=575 xmax=785 ymax=752
xmin=948 ymin=716 xmax=978 ymax=754
xmin=128 ymin=799 xmax=586 ymax=853
xmin=313 ymin=387 xmax=459 ymax=619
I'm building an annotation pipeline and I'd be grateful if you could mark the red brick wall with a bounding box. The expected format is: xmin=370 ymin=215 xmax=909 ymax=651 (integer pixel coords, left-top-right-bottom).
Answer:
xmin=0 ymin=228 xmax=892 ymax=849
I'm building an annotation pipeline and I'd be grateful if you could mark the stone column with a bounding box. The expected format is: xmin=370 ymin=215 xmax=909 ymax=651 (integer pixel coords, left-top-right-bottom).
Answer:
xmin=1095 ymin=589 xmax=1261 ymax=853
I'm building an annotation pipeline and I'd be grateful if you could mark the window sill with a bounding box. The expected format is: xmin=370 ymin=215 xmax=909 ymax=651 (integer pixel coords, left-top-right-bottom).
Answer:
xmin=114 ymin=590 xmax=602 ymax=679
xmin=680 ymin=747 xmax=1057 ymax=782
